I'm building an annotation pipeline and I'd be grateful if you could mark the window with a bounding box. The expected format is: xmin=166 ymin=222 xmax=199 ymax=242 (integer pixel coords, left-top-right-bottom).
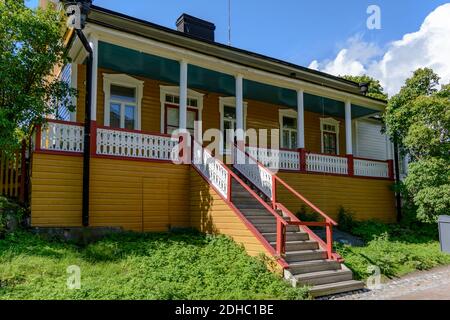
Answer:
xmin=219 ymin=97 xmax=248 ymax=154
xmin=103 ymin=74 xmax=144 ymax=130
xmin=160 ymin=86 xmax=204 ymax=138
xmin=320 ymin=118 xmax=340 ymax=155
xmin=165 ymin=104 xmax=198 ymax=136
xmin=56 ymin=64 xmax=76 ymax=121
xmin=279 ymin=109 xmax=298 ymax=150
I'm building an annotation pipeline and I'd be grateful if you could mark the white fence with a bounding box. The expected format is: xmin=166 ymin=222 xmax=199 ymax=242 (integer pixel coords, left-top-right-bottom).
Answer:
xmin=354 ymin=159 xmax=389 ymax=178
xmin=306 ymin=153 xmax=348 ymax=175
xmin=246 ymin=146 xmax=299 ymax=171
xmin=40 ymin=121 xmax=84 ymax=153
xmin=233 ymin=147 xmax=274 ymax=199
xmin=96 ymin=128 xmax=179 ymax=162
xmin=193 ymin=141 xmax=230 ymax=199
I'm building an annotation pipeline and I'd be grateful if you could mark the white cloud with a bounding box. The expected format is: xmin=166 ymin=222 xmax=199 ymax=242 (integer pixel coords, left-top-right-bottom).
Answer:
xmin=309 ymin=4 xmax=450 ymax=96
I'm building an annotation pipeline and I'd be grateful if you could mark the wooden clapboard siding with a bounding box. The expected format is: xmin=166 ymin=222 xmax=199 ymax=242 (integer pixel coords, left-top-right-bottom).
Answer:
xmin=31 ymin=153 xmax=83 ymax=227
xmin=89 ymin=158 xmax=190 ymax=231
xmin=277 ymin=172 xmax=396 ymax=223
xmin=189 ymin=168 xmax=271 ymax=257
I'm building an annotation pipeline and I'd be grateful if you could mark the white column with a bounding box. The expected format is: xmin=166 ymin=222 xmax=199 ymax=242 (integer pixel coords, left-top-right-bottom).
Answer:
xmin=235 ymin=74 xmax=244 ymax=144
xmin=179 ymin=60 xmax=188 ymax=132
xmin=345 ymin=100 xmax=353 ymax=155
xmin=297 ymin=89 xmax=305 ymax=149
xmin=89 ymin=35 xmax=98 ymax=121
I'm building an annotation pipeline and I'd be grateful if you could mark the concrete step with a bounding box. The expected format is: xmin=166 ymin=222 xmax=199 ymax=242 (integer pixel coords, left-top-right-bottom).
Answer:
xmin=285 ymin=250 xmax=327 ymax=263
xmin=262 ymin=232 xmax=309 ymax=242
xmin=309 ymin=280 xmax=365 ymax=298
xmin=294 ymin=269 xmax=353 ymax=286
xmin=270 ymin=240 xmax=319 ymax=251
xmin=288 ymin=260 xmax=341 ymax=275
xmin=255 ymin=224 xmax=299 ymax=233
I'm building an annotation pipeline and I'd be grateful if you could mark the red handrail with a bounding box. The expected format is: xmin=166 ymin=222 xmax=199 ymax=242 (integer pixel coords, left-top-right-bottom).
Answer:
xmin=233 ymin=144 xmax=339 ymax=260
xmin=194 ymin=143 xmax=289 ymax=257
xmin=275 ymin=202 xmax=342 ymax=261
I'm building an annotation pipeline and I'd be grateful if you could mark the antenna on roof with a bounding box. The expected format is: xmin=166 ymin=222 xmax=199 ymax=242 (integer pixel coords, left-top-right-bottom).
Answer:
xmin=228 ymin=0 xmax=231 ymax=45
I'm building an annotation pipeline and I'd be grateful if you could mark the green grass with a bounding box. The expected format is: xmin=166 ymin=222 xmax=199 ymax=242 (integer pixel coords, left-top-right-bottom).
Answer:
xmin=335 ymin=221 xmax=450 ymax=281
xmin=0 ymin=230 xmax=309 ymax=300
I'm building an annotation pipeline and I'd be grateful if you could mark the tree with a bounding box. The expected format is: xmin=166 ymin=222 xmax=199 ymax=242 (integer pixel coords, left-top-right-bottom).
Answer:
xmin=342 ymin=75 xmax=388 ymax=100
xmin=385 ymin=68 xmax=450 ymax=222
xmin=0 ymin=0 xmax=76 ymax=153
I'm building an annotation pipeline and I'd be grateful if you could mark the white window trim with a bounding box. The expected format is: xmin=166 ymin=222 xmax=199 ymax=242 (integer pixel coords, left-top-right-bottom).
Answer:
xmin=320 ymin=117 xmax=341 ymax=155
xmin=219 ymin=96 xmax=248 ymax=154
xmin=278 ymin=109 xmax=298 ymax=150
xmin=159 ymin=85 xmax=204 ymax=136
xmin=103 ymin=73 xmax=144 ymax=130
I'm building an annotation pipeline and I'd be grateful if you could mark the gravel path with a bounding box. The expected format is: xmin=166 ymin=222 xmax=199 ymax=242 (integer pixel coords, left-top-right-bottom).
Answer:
xmin=319 ymin=265 xmax=450 ymax=300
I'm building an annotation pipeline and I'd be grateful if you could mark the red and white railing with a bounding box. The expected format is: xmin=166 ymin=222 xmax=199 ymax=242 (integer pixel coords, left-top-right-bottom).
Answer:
xmin=306 ymin=153 xmax=348 ymax=175
xmin=192 ymin=141 xmax=291 ymax=265
xmin=192 ymin=141 xmax=229 ymax=199
xmin=234 ymin=147 xmax=274 ymax=199
xmin=38 ymin=120 xmax=84 ymax=153
xmin=354 ymin=158 xmax=390 ymax=178
xmin=232 ymin=145 xmax=340 ymax=260
xmin=246 ymin=146 xmax=299 ymax=171
xmin=34 ymin=120 xmax=393 ymax=180
xmin=96 ymin=127 xmax=179 ymax=162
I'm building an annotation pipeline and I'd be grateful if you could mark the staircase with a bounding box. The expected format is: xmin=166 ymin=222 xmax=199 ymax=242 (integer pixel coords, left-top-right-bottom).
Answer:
xmin=191 ymin=141 xmax=364 ymax=297
xmin=231 ymin=179 xmax=364 ymax=297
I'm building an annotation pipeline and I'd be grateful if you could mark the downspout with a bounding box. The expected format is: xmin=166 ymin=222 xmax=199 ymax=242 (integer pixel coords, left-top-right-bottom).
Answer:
xmin=393 ymin=137 xmax=402 ymax=222
xmin=76 ymin=30 xmax=93 ymax=227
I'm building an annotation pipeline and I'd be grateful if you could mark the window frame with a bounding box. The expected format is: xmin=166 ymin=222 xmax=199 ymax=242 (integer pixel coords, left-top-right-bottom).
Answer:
xmin=219 ymin=96 xmax=248 ymax=155
xmin=103 ymin=73 xmax=144 ymax=130
xmin=278 ymin=109 xmax=298 ymax=150
xmin=320 ymin=117 xmax=340 ymax=155
xmin=160 ymin=86 xmax=204 ymax=139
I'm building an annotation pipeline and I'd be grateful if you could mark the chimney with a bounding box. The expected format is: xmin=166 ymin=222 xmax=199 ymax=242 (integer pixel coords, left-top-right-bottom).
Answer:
xmin=176 ymin=14 xmax=216 ymax=42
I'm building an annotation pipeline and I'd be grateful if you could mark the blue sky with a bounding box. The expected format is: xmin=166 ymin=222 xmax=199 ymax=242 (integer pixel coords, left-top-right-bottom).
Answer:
xmin=29 ymin=0 xmax=450 ymax=95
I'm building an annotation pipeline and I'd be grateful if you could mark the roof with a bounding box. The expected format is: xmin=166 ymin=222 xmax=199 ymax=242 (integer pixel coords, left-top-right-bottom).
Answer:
xmin=86 ymin=5 xmax=387 ymax=105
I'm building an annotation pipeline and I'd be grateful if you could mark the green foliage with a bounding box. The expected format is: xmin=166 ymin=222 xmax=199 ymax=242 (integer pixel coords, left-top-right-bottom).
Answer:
xmin=337 ymin=206 xmax=355 ymax=233
xmin=295 ymin=205 xmax=319 ymax=222
xmin=404 ymin=158 xmax=450 ymax=222
xmin=336 ymin=221 xmax=449 ymax=280
xmin=0 ymin=197 xmax=25 ymax=236
xmin=342 ymin=75 xmax=388 ymax=100
xmin=384 ymin=68 xmax=450 ymax=222
xmin=0 ymin=231 xmax=310 ymax=300
xmin=0 ymin=1 xmax=76 ymax=152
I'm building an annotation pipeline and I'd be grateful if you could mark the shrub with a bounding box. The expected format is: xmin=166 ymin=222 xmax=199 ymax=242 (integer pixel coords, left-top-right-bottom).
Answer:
xmin=337 ymin=206 xmax=355 ymax=233
xmin=295 ymin=205 xmax=319 ymax=222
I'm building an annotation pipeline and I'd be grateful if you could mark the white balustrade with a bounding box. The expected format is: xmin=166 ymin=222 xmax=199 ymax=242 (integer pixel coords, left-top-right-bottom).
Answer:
xmin=246 ymin=146 xmax=299 ymax=171
xmin=233 ymin=147 xmax=273 ymax=199
xmin=192 ymin=141 xmax=229 ymax=199
xmin=306 ymin=153 xmax=348 ymax=175
xmin=354 ymin=159 xmax=389 ymax=178
xmin=40 ymin=121 xmax=84 ymax=153
xmin=96 ymin=128 xmax=179 ymax=162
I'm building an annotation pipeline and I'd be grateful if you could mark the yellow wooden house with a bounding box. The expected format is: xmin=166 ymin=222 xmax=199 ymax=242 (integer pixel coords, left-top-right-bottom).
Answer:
xmin=31 ymin=2 xmax=399 ymax=296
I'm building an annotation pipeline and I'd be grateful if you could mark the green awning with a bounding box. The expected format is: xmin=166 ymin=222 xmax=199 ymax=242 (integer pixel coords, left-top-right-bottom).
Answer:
xmin=98 ymin=41 xmax=379 ymax=119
